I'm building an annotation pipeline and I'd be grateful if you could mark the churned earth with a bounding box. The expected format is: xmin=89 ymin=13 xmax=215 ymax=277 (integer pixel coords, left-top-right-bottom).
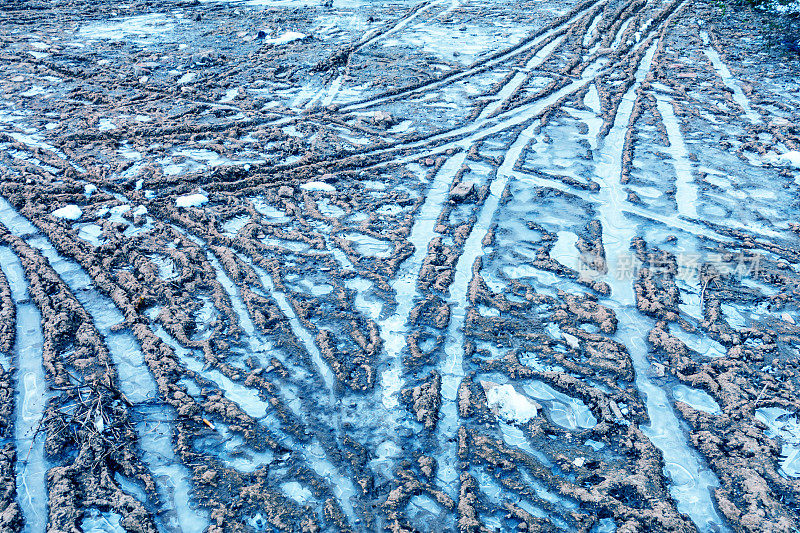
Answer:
xmin=0 ymin=0 xmax=798 ymax=531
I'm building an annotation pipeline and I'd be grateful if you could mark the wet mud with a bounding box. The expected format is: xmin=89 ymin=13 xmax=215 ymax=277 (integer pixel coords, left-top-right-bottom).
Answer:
xmin=0 ymin=0 xmax=798 ymax=531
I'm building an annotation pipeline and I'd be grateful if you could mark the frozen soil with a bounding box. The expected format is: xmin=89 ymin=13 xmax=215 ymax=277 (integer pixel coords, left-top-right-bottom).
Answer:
xmin=0 ymin=0 xmax=799 ymax=531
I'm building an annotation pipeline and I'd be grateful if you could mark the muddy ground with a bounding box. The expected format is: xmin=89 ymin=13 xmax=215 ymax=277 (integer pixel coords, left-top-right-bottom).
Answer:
xmin=0 ymin=0 xmax=798 ymax=531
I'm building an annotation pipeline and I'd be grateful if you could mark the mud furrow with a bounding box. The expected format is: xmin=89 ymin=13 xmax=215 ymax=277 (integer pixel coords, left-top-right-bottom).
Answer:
xmin=0 ymin=197 xmax=209 ymax=532
xmin=0 ymin=0 xmax=799 ymax=530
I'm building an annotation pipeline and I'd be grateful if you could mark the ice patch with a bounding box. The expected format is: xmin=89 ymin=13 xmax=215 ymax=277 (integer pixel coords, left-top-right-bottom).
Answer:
xmin=177 ymin=72 xmax=196 ymax=85
xmin=222 ymin=215 xmax=249 ymax=237
xmin=251 ymin=198 xmax=289 ymax=222
xmin=20 ymin=85 xmax=48 ymax=98
xmin=77 ymin=223 xmax=103 ymax=246
xmin=81 ymin=510 xmax=125 ymax=533
xmin=97 ymin=119 xmax=116 ymax=131
xmin=756 ymin=407 xmax=800 ymax=478
xmin=701 ymin=32 xmax=760 ymax=124
xmin=317 ymin=198 xmax=345 ymax=218
xmin=550 ymin=230 xmax=580 ymax=269
xmin=221 ymin=88 xmax=239 ymax=103
xmin=0 ymin=247 xmax=51 ymax=533
xmin=523 ymin=381 xmax=597 ymax=430
xmin=281 ymin=481 xmax=313 ymax=505
xmin=77 ymin=13 xmax=177 ymax=42
xmin=668 ymin=325 xmax=727 ymax=359
xmin=344 ymin=232 xmax=392 ymax=258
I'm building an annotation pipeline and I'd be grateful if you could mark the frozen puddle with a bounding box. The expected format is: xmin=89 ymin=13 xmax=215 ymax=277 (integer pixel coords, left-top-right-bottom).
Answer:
xmin=0 ymin=196 xmax=208 ymax=531
xmin=77 ymin=13 xmax=180 ymax=42
xmin=134 ymin=406 xmax=209 ymax=532
xmin=755 ymin=407 xmax=800 ymax=478
xmin=0 ymin=246 xmax=50 ymax=533
xmin=498 ymin=422 xmax=550 ymax=465
xmin=159 ymin=323 xmax=268 ymax=419
xmin=149 ymin=254 xmax=179 ymax=281
xmin=673 ymin=385 xmax=721 ymax=414
xmin=549 ymin=230 xmax=581 ymax=270
xmin=317 ymin=198 xmax=345 ymax=219
xmin=281 ymin=481 xmax=313 ymax=505
xmin=288 ymin=277 xmax=333 ymax=297
xmin=344 ymin=232 xmax=393 ymax=258
xmin=523 ymin=381 xmax=597 ymax=430
xmin=173 ymin=148 xmax=264 ymax=170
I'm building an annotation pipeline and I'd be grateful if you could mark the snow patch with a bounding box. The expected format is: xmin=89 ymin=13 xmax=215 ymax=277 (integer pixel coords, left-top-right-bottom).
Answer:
xmin=51 ymin=205 xmax=82 ymax=220
xmin=483 ymin=382 xmax=540 ymax=424
xmin=778 ymin=151 xmax=800 ymax=169
xmin=175 ymin=193 xmax=208 ymax=208
xmin=300 ymin=181 xmax=335 ymax=192
xmin=265 ymin=31 xmax=307 ymax=45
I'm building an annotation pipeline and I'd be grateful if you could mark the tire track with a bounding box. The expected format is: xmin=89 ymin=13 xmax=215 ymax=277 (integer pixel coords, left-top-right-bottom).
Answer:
xmin=0 ymin=246 xmax=49 ymax=533
xmin=355 ymin=6 xmax=689 ymax=516
xmin=7 ymin=158 xmax=369 ymax=527
xmin=654 ymin=94 xmax=699 ymax=219
xmin=700 ymin=30 xmax=761 ymax=125
xmin=0 ymin=198 xmax=210 ymax=532
xmin=379 ymin=153 xmax=468 ymax=411
xmin=338 ymin=0 xmax=614 ymax=113
xmin=220 ymin=0 xmax=667 ymax=194
xmin=2 ymin=0 xmax=790 ymax=530
xmin=434 ymin=119 xmax=541 ymax=497
xmin=171 ymin=229 xmax=359 ymax=523
xmin=397 ymin=1 xmax=731 ymax=529
xmin=305 ymin=0 xmax=453 ymax=109
xmin=592 ymin=37 xmax=730 ymax=532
